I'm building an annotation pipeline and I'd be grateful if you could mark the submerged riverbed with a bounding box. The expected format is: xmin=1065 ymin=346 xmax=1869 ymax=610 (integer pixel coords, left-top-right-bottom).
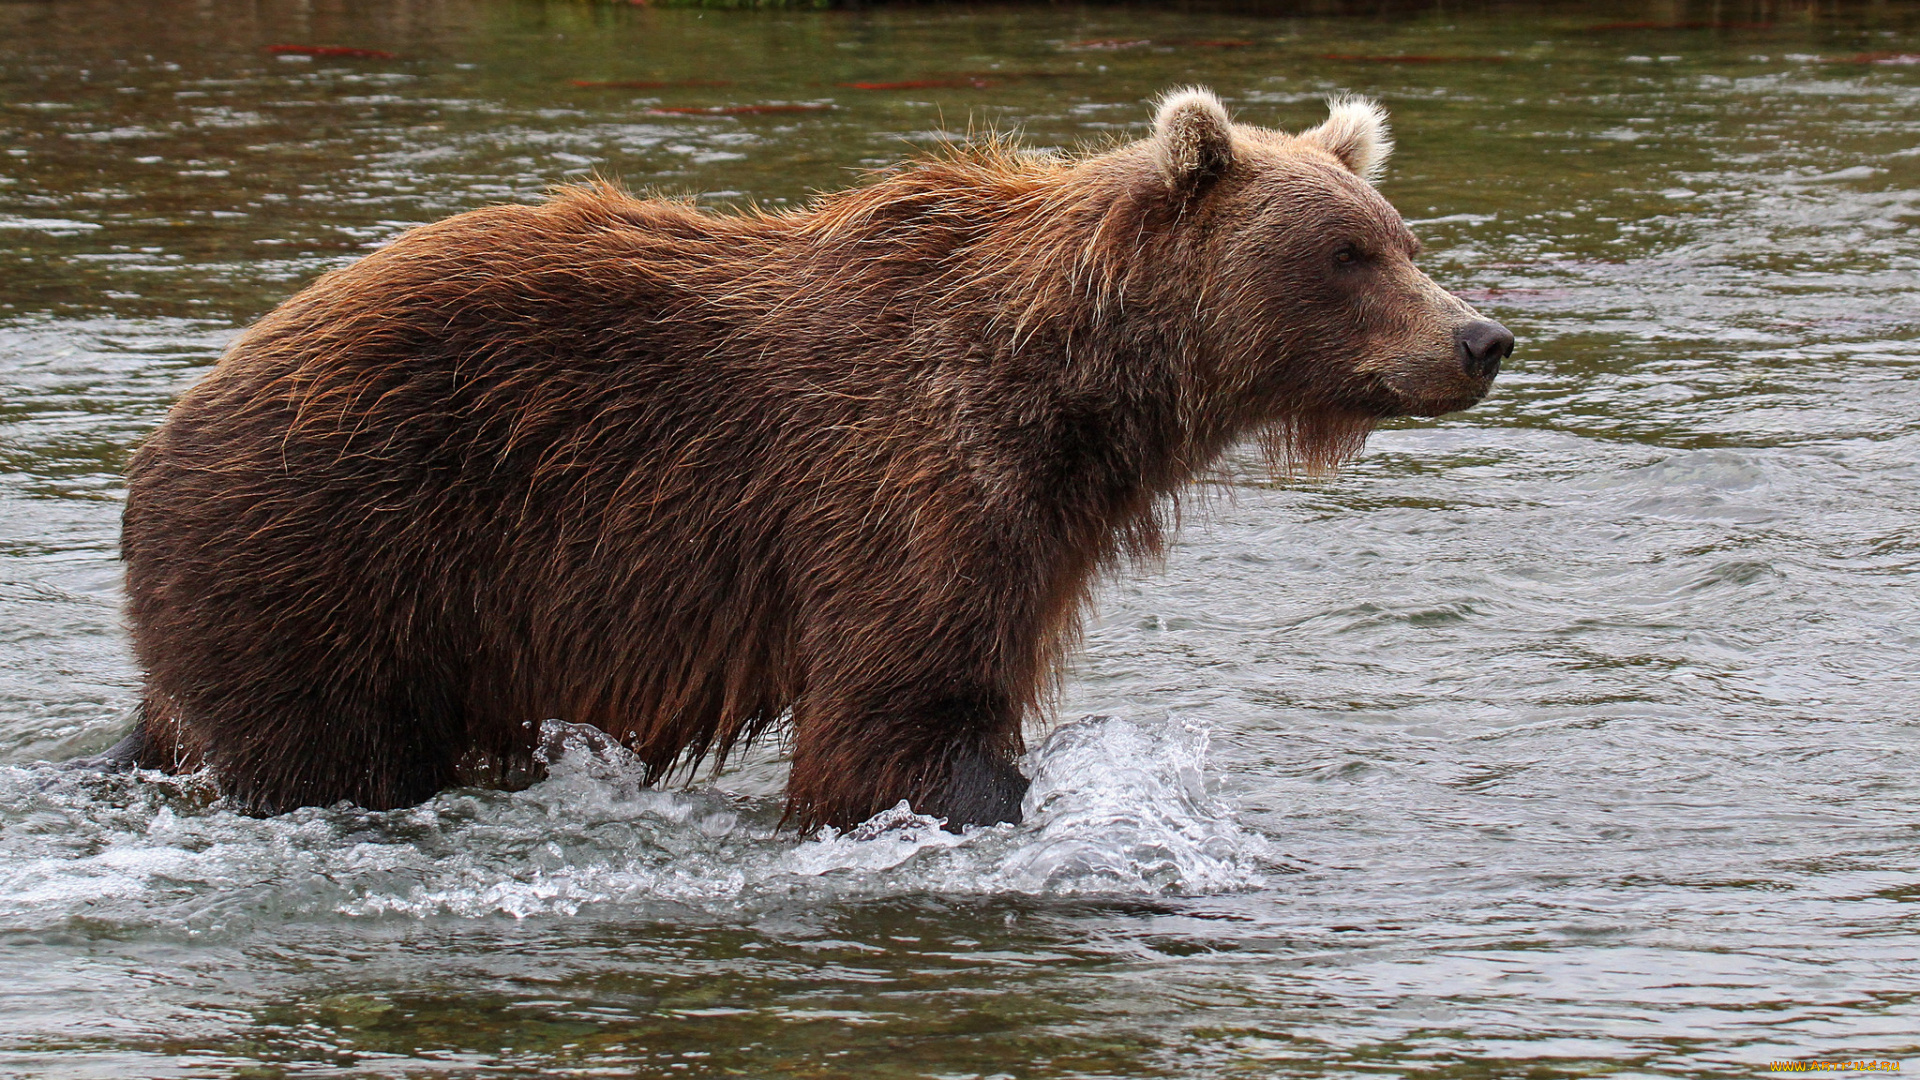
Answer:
xmin=3 ymin=1 xmax=1919 ymax=1076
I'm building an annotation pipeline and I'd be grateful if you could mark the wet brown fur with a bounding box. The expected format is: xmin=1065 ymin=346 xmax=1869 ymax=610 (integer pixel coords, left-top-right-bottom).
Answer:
xmin=120 ymin=90 xmax=1497 ymax=830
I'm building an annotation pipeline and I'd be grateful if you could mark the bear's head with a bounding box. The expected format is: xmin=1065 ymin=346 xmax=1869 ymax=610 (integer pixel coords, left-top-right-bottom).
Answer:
xmin=1136 ymin=88 xmax=1511 ymax=467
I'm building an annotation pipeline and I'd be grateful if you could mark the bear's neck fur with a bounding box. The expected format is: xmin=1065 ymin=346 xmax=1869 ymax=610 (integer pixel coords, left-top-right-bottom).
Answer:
xmin=566 ymin=143 xmax=1372 ymax=570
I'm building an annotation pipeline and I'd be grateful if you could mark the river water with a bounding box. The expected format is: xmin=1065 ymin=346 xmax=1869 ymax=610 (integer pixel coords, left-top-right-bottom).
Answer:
xmin=2 ymin=1 xmax=1918 ymax=1076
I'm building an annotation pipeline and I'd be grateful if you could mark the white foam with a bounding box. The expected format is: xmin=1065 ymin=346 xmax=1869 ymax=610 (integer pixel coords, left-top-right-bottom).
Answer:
xmin=0 ymin=715 xmax=1271 ymax=927
xmin=994 ymin=716 xmax=1269 ymax=894
xmin=0 ymin=216 xmax=102 ymax=232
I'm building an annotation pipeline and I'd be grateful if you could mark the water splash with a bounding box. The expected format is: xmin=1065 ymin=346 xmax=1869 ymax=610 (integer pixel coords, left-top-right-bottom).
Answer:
xmin=996 ymin=715 xmax=1267 ymax=894
xmin=0 ymin=715 xmax=1268 ymax=931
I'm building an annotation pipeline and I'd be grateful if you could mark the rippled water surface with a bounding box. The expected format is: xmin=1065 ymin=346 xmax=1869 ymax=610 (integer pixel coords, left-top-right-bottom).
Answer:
xmin=3 ymin=1 xmax=1919 ymax=1076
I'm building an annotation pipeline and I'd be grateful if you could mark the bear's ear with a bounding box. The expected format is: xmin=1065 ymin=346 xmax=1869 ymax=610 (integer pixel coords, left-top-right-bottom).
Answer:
xmin=1152 ymin=87 xmax=1235 ymax=196
xmin=1301 ymin=96 xmax=1393 ymax=183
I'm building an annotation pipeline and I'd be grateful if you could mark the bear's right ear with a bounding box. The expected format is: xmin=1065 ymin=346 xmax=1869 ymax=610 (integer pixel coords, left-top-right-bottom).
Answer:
xmin=1152 ymin=87 xmax=1235 ymax=197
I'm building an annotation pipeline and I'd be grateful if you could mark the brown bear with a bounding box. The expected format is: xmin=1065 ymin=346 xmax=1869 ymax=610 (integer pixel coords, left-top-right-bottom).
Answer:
xmin=109 ymin=88 xmax=1511 ymax=831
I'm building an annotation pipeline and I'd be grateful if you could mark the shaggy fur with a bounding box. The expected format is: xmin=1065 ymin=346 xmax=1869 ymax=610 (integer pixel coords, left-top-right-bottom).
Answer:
xmin=118 ymin=89 xmax=1509 ymax=830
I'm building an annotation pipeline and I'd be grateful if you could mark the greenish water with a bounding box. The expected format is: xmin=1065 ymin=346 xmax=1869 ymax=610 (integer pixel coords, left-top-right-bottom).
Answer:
xmin=2 ymin=1 xmax=1919 ymax=1076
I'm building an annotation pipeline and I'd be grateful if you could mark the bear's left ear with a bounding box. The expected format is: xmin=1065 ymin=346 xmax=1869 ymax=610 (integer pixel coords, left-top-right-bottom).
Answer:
xmin=1152 ymin=87 xmax=1235 ymax=196
xmin=1301 ymin=96 xmax=1393 ymax=184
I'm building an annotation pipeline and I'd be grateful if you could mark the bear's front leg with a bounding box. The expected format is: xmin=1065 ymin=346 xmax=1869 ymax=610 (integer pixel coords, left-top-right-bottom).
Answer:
xmin=923 ymin=737 xmax=1030 ymax=828
xmin=785 ymin=686 xmax=1029 ymax=833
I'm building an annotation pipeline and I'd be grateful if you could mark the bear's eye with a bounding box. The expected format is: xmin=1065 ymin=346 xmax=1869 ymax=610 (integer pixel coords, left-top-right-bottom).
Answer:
xmin=1332 ymin=244 xmax=1359 ymax=265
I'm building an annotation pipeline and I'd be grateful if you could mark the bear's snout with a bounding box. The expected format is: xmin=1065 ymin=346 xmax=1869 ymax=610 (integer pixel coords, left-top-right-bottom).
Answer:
xmin=1454 ymin=319 xmax=1515 ymax=381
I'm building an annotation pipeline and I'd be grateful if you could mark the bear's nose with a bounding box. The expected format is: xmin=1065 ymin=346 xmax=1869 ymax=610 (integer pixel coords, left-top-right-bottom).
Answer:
xmin=1455 ymin=319 xmax=1514 ymax=380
